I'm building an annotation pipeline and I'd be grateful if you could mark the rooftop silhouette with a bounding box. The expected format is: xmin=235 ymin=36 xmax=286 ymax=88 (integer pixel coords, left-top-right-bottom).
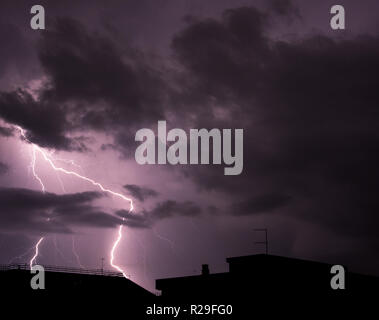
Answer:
xmin=156 ymin=254 xmax=379 ymax=300
xmin=1 ymin=254 xmax=377 ymax=317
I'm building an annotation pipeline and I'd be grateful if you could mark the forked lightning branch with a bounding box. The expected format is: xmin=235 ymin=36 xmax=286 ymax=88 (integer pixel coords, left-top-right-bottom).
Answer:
xmin=15 ymin=125 xmax=133 ymax=278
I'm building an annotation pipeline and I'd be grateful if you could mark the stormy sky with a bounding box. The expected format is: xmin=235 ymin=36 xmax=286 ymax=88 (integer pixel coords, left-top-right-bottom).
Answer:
xmin=1 ymin=0 xmax=379 ymax=291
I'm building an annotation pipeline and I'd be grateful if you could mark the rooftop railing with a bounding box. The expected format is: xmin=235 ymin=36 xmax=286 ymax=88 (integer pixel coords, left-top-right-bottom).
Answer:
xmin=0 ymin=263 xmax=126 ymax=278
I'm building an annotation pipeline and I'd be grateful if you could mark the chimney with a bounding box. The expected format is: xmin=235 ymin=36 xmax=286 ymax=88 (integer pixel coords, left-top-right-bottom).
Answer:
xmin=201 ymin=264 xmax=209 ymax=276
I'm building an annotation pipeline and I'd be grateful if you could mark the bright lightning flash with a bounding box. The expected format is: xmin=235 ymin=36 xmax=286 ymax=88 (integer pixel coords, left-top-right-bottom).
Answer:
xmin=15 ymin=126 xmax=133 ymax=277
xmin=30 ymin=237 xmax=44 ymax=269
xmin=110 ymin=223 xmax=128 ymax=278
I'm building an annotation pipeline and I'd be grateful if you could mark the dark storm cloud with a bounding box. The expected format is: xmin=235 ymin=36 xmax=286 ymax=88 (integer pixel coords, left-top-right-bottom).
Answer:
xmin=0 ymin=0 xmax=378 ymax=278
xmin=149 ymin=200 xmax=202 ymax=220
xmin=0 ymin=125 xmax=13 ymax=137
xmin=231 ymin=193 xmax=292 ymax=216
xmin=171 ymin=5 xmax=379 ymax=238
xmin=38 ymin=18 xmax=166 ymax=133
xmin=0 ymin=188 xmax=126 ymax=233
xmin=0 ymin=23 xmax=25 ymax=74
xmin=123 ymin=184 xmax=159 ymax=202
xmin=172 ymin=6 xmax=269 ymax=100
xmin=0 ymin=188 xmax=102 ymax=210
xmin=267 ymin=0 xmax=300 ymax=19
xmin=0 ymin=0 xmax=378 ymax=243
xmin=0 ymin=162 xmax=8 ymax=175
xmin=0 ymin=89 xmax=74 ymax=150
xmin=57 ymin=204 xmax=123 ymax=228
xmin=0 ymin=22 xmax=36 ymax=84
xmin=0 ymin=17 xmax=167 ymax=152
xmin=115 ymin=210 xmax=152 ymax=229
xmin=0 ymin=187 xmax=200 ymax=233
xmin=116 ymin=200 xmax=203 ymax=228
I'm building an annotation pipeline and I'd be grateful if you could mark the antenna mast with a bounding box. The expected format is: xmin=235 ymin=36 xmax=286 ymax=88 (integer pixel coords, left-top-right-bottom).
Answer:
xmin=254 ymin=228 xmax=268 ymax=254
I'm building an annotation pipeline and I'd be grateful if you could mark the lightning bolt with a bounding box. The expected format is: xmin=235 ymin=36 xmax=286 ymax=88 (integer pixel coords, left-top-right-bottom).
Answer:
xmin=50 ymin=152 xmax=82 ymax=170
xmin=110 ymin=222 xmax=128 ymax=278
xmin=8 ymin=244 xmax=35 ymax=264
xmin=136 ymin=236 xmax=148 ymax=282
xmin=30 ymin=145 xmax=45 ymax=192
xmin=30 ymin=237 xmax=44 ymax=269
xmin=55 ymin=171 xmax=67 ymax=193
xmin=71 ymin=236 xmax=85 ymax=269
xmin=15 ymin=125 xmax=133 ymax=277
xmin=153 ymin=228 xmax=175 ymax=252
xmin=53 ymin=235 xmax=70 ymax=264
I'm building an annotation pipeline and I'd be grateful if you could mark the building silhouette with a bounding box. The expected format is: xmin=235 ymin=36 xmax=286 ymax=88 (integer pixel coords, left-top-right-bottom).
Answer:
xmin=1 ymin=254 xmax=378 ymax=317
xmin=156 ymin=254 xmax=379 ymax=300
xmin=0 ymin=264 xmax=154 ymax=316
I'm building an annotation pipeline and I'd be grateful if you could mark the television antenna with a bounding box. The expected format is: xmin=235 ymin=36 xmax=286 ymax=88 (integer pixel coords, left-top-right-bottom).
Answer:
xmin=254 ymin=228 xmax=268 ymax=254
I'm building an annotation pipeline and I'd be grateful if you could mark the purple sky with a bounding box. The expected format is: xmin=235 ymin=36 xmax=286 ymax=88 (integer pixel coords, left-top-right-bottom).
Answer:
xmin=1 ymin=0 xmax=379 ymax=292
